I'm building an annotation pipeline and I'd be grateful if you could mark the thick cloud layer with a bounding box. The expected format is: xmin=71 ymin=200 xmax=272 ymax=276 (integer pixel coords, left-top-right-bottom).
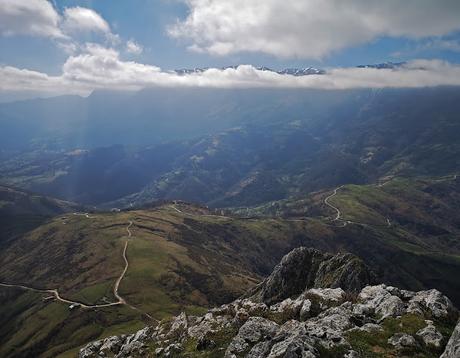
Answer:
xmin=2 ymin=45 xmax=460 ymax=96
xmin=169 ymin=0 xmax=460 ymax=59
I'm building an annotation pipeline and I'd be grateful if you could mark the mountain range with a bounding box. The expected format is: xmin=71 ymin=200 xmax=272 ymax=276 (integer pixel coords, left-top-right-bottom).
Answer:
xmin=0 ymin=85 xmax=459 ymax=357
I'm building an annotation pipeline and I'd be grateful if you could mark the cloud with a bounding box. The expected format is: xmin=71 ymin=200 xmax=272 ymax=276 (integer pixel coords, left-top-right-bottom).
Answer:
xmin=0 ymin=0 xmax=63 ymax=38
xmin=61 ymin=45 xmax=162 ymax=90
xmin=0 ymin=0 xmax=115 ymax=40
xmin=126 ymin=40 xmax=143 ymax=55
xmin=2 ymin=46 xmax=460 ymax=97
xmin=62 ymin=6 xmax=111 ymax=34
xmin=169 ymin=0 xmax=460 ymax=59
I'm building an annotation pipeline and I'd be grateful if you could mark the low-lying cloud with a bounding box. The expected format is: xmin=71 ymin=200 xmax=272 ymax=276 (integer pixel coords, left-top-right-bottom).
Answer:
xmin=2 ymin=46 xmax=460 ymax=97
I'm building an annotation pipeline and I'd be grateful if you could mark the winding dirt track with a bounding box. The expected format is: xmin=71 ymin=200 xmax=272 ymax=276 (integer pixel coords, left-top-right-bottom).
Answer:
xmin=0 ymin=220 xmax=144 ymax=313
xmin=322 ymin=173 xmax=458 ymax=228
xmin=322 ymin=184 xmax=391 ymax=228
xmin=112 ymin=221 xmax=132 ymax=305
xmin=323 ymin=185 xmax=344 ymax=222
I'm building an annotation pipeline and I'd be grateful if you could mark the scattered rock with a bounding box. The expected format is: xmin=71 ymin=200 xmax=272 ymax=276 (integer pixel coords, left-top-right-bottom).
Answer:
xmin=416 ymin=321 xmax=443 ymax=348
xmin=270 ymin=297 xmax=304 ymax=318
xmin=168 ymin=311 xmax=188 ymax=339
xmin=348 ymin=323 xmax=383 ymax=333
xmin=344 ymin=350 xmax=360 ymax=358
xmin=78 ymin=248 xmax=459 ymax=358
xmin=163 ymin=342 xmax=182 ymax=356
xmin=300 ymin=299 xmax=313 ymax=321
xmin=225 ymin=317 xmax=279 ymax=356
xmin=304 ymin=303 xmax=354 ymax=348
xmin=387 ymin=333 xmax=417 ymax=350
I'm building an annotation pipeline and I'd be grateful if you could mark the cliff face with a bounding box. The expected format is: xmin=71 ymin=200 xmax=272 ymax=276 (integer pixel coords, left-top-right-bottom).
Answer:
xmin=80 ymin=248 xmax=459 ymax=357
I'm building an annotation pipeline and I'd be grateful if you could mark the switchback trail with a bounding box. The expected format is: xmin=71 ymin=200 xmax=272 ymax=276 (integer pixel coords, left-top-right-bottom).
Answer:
xmin=0 ymin=221 xmax=156 ymax=321
xmin=323 ymin=185 xmax=344 ymax=222
xmin=323 ymin=185 xmax=392 ymax=228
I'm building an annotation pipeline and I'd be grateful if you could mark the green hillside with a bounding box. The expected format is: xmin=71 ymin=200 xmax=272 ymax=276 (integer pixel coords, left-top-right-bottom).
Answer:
xmin=1 ymin=176 xmax=460 ymax=356
xmin=0 ymin=185 xmax=82 ymax=247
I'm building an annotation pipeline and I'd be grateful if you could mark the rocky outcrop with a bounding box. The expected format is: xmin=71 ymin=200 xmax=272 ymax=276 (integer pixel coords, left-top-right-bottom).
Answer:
xmin=80 ymin=282 xmax=458 ymax=357
xmin=79 ymin=248 xmax=458 ymax=358
xmin=247 ymin=247 xmax=374 ymax=305
xmin=441 ymin=319 xmax=460 ymax=358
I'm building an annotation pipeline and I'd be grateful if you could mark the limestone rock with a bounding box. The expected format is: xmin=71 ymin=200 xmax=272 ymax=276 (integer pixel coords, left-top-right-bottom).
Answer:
xmin=304 ymin=303 xmax=354 ymax=348
xmin=408 ymin=289 xmax=455 ymax=319
xmin=416 ymin=321 xmax=443 ymax=348
xmin=314 ymin=253 xmax=374 ymax=292
xmin=78 ymin=248 xmax=459 ymax=358
xmin=299 ymin=299 xmax=313 ymax=321
xmin=225 ymin=317 xmax=279 ymax=356
xmin=267 ymin=320 xmax=317 ymax=358
xmin=441 ymin=319 xmax=460 ymax=358
xmin=306 ymin=287 xmax=345 ymax=303
xmin=248 ymin=247 xmax=373 ymax=305
xmin=358 ymin=284 xmax=405 ymax=319
xmin=387 ymin=333 xmax=417 ymax=350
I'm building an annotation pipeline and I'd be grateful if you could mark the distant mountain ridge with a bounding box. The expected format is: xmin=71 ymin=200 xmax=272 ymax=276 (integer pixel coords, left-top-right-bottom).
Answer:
xmin=174 ymin=66 xmax=326 ymax=76
xmin=174 ymin=62 xmax=406 ymax=76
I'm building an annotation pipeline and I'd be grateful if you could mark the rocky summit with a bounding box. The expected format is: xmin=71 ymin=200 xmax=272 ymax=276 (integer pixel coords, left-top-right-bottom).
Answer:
xmin=245 ymin=247 xmax=375 ymax=305
xmin=80 ymin=248 xmax=460 ymax=357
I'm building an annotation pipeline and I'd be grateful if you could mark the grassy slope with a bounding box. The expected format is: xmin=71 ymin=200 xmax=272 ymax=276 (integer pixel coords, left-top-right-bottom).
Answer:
xmin=231 ymin=175 xmax=460 ymax=303
xmin=1 ymin=177 xmax=460 ymax=356
xmin=0 ymin=204 xmax=312 ymax=357
xmin=0 ymin=185 xmax=82 ymax=248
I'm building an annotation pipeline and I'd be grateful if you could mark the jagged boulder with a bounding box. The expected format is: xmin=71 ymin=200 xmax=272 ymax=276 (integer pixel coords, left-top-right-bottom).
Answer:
xmin=357 ymin=284 xmax=405 ymax=320
xmin=304 ymin=303 xmax=354 ymax=348
xmin=266 ymin=320 xmax=317 ymax=358
xmin=247 ymin=247 xmax=373 ymax=305
xmin=408 ymin=289 xmax=456 ymax=319
xmin=225 ymin=317 xmax=279 ymax=357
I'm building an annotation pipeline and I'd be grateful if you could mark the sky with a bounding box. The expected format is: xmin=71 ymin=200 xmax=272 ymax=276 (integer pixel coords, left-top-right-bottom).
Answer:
xmin=1 ymin=0 xmax=460 ymax=100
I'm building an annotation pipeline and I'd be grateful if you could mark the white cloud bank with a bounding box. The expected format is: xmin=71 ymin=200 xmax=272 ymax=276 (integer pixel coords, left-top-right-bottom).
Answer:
xmin=169 ymin=0 xmax=460 ymax=59
xmin=2 ymin=46 xmax=460 ymax=96
xmin=0 ymin=0 xmax=63 ymax=38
